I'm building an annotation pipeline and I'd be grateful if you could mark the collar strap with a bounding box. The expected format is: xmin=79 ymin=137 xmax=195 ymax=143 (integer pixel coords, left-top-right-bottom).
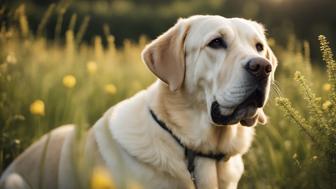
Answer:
xmin=149 ymin=109 xmax=228 ymax=184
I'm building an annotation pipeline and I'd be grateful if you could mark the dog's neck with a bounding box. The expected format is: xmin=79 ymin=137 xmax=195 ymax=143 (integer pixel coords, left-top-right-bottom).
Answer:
xmin=147 ymin=80 xmax=254 ymax=156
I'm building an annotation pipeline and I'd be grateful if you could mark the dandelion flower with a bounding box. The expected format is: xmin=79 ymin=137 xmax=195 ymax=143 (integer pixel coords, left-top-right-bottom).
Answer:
xmin=322 ymin=100 xmax=332 ymax=110
xmin=30 ymin=100 xmax=45 ymax=116
xmin=91 ymin=167 xmax=115 ymax=189
xmin=104 ymin=84 xmax=117 ymax=95
xmin=87 ymin=61 xmax=98 ymax=75
xmin=63 ymin=75 xmax=76 ymax=88
xmin=322 ymin=83 xmax=331 ymax=92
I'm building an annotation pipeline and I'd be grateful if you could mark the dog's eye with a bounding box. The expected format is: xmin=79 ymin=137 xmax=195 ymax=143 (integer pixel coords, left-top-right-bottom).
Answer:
xmin=256 ymin=42 xmax=264 ymax=52
xmin=208 ymin=38 xmax=227 ymax=49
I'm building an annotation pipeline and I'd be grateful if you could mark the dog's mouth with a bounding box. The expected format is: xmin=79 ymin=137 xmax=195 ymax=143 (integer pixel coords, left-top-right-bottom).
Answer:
xmin=211 ymin=89 xmax=266 ymax=126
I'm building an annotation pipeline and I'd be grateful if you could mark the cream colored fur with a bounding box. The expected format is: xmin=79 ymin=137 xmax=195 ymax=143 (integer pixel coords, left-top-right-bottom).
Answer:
xmin=0 ymin=15 xmax=277 ymax=189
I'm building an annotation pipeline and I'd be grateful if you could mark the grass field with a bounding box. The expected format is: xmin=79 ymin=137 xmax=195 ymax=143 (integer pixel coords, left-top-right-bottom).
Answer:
xmin=0 ymin=5 xmax=335 ymax=189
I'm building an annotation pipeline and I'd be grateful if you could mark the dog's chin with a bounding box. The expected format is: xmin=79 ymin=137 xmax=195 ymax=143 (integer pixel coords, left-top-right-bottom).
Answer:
xmin=211 ymin=90 xmax=266 ymax=127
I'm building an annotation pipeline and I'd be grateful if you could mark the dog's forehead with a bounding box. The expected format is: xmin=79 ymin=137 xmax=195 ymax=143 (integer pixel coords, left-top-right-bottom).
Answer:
xmin=187 ymin=16 xmax=264 ymax=40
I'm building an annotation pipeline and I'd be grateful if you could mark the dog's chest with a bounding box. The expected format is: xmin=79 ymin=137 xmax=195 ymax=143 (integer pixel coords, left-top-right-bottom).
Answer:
xmin=214 ymin=125 xmax=255 ymax=156
xmin=123 ymin=155 xmax=190 ymax=189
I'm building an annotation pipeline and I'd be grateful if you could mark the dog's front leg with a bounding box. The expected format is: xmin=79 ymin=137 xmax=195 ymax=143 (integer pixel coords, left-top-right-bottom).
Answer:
xmin=194 ymin=158 xmax=218 ymax=189
xmin=217 ymin=155 xmax=244 ymax=189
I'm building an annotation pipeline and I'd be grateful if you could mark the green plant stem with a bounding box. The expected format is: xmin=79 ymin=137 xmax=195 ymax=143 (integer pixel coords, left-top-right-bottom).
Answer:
xmin=295 ymin=72 xmax=330 ymax=130
xmin=37 ymin=4 xmax=55 ymax=38
xmin=276 ymin=97 xmax=318 ymax=144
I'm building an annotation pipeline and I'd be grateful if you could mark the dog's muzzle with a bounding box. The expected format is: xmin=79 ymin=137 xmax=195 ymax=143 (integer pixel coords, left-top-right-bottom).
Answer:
xmin=210 ymin=57 xmax=272 ymax=126
xmin=211 ymin=89 xmax=266 ymax=126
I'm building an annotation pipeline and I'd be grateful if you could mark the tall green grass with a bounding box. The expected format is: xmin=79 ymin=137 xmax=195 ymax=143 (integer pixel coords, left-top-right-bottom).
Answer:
xmin=0 ymin=4 xmax=334 ymax=189
xmin=274 ymin=35 xmax=336 ymax=189
xmin=0 ymin=5 xmax=154 ymax=174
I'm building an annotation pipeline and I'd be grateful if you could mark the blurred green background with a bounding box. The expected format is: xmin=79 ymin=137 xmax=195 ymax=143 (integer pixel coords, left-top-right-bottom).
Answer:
xmin=2 ymin=0 xmax=336 ymax=61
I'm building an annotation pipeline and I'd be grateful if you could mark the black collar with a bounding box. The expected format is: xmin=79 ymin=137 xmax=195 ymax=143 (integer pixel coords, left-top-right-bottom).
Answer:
xmin=149 ymin=109 xmax=228 ymax=185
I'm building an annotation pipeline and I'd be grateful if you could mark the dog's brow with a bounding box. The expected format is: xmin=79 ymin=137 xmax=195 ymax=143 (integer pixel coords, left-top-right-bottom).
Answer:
xmin=218 ymin=28 xmax=229 ymax=37
xmin=253 ymin=35 xmax=266 ymax=45
xmin=219 ymin=27 xmax=235 ymax=43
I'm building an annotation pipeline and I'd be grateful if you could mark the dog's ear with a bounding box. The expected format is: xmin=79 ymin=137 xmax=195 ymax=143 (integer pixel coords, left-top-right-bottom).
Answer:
xmin=141 ymin=19 xmax=190 ymax=91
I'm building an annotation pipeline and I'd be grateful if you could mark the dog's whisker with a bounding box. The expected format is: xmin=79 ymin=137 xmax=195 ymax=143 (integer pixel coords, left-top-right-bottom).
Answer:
xmin=271 ymin=86 xmax=281 ymax=97
xmin=271 ymin=80 xmax=282 ymax=97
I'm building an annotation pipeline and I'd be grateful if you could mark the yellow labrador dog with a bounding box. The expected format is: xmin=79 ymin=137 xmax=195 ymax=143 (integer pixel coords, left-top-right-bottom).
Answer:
xmin=0 ymin=15 xmax=277 ymax=189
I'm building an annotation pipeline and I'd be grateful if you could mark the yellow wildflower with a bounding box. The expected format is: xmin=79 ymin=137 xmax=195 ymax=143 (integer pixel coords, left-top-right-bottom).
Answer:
xmin=30 ymin=100 xmax=45 ymax=116
xmin=63 ymin=74 xmax=76 ymax=88
xmin=91 ymin=167 xmax=115 ymax=189
xmin=127 ymin=181 xmax=143 ymax=189
xmin=322 ymin=83 xmax=331 ymax=92
xmin=104 ymin=84 xmax=117 ymax=95
xmin=312 ymin=156 xmax=318 ymax=160
xmin=322 ymin=100 xmax=332 ymax=110
xmin=6 ymin=53 xmax=17 ymax=64
xmin=87 ymin=61 xmax=98 ymax=75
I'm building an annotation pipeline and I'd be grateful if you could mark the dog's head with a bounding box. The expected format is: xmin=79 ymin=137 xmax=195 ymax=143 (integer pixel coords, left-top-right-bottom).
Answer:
xmin=142 ymin=15 xmax=277 ymax=127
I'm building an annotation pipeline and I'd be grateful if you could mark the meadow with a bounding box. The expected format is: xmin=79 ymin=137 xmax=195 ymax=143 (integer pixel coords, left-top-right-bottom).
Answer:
xmin=0 ymin=4 xmax=335 ymax=189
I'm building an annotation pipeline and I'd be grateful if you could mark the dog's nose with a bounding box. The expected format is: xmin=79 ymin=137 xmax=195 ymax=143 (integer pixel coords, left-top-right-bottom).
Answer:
xmin=245 ymin=58 xmax=272 ymax=79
